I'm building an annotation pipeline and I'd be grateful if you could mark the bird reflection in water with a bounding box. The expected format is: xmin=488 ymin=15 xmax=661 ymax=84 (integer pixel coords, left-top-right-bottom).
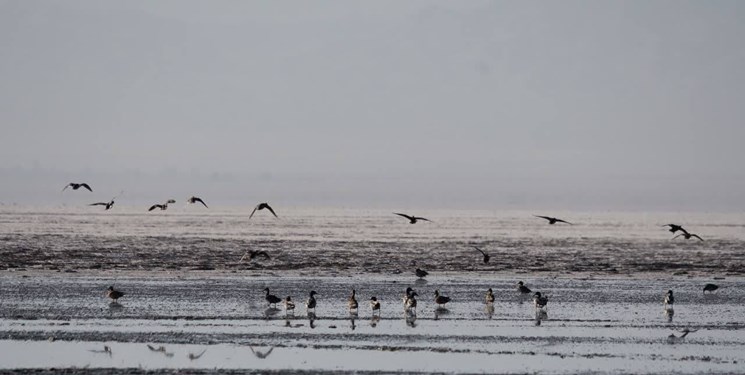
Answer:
xmin=349 ymin=316 xmax=356 ymax=331
xmin=665 ymin=308 xmax=674 ymax=323
xmin=88 ymin=345 xmax=112 ymax=357
xmin=308 ymin=312 xmax=317 ymax=329
xmin=370 ymin=315 xmax=381 ymax=328
xmin=188 ymin=349 xmax=207 ymax=360
xmin=485 ymin=304 xmax=495 ymax=319
xmin=534 ymin=310 xmax=548 ymax=326
xmin=434 ymin=307 xmax=450 ymax=321
xmin=250 ymin=346 xmax=274 ymax=359
xmin=405 ymin=312 xmax=417 ymax=328
xmin=146 ymin=344 xmax=174 ymax=358
xmin=264 ymin=307 xmax=281 ymax=318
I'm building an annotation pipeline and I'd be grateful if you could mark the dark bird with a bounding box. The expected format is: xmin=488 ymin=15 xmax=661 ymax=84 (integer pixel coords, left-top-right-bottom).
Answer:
xmin=187 ymin=196 xmax=208 ymax=208
xmin=533 ymin=292 xmax=549 ymax=310
xmin=394 ymin=212 xmax=431 ymax=224
xmin=703 ymin=283 xmax=719 ymax=293
xmin=673 ymin=231 xmax=703 ymax=241
xmin=63 ymin=183 xmax=92 ymax=192
xmin=284 ymin=296 xmax=295 ymax=312
xmin=370 ymin=297 xmax=381 ymax=315
xmin=664 ymin=290 xmax=675 ymax=309
xmin=250 ymin=202 xmax=278 ymax=219
xmin=415 ymin=268 xmax=429 ymax=278
xmin=249 ymin=346 xmax=274 ymax=359
xmin=263 ymin=288 xmax=282 ymax=307
xmin=534 ymin=215 xmax=572 ymax=225
xmin=662 ymin=224 xmax=686 ymax=234
xmin=306 ymin=290 xmax=318 ymax=312
xmin=405 ymin=291 xmax=418 ymax=312
xmin=106 ymin=286 xmax=125 ymax=302
xmin=403 ymin=287 xmax=415 ymax=308
xmin=187 ymin=349 xmax=207 ymax=360
xmin=240 ymin=250 xmax=270 ymax=263
xmin=90 ymin=199 xmax=115 ymax=210
xmin=471 ymin=246 xmax=490 ymax=264
xmin=516 ymin=281 xmax=532 ymax=294
xmin=348 ymin=289 xmax=358 ymax=311
xmin=434 ymin=290 xmax=451 ymax=307
xmin=485 ymin=288 xmax=495 ymax=304
xmin=148 ymin=199 xmax=176 ymax=212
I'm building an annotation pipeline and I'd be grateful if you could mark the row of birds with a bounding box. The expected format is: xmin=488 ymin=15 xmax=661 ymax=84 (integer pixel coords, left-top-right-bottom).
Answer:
xmin=64 ymin=182 xmax=705 ymax=240
xmin=106 ymin=281 xmax=720 ymax=316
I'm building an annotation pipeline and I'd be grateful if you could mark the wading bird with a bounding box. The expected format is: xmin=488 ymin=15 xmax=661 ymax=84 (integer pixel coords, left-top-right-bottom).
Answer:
xmin=415 ymin=268 xmax=429 ymax=278
xmin=263 ymin=288 xmax=282 ymax=307
xmin=250 ymin=202 xmax=278 ymax=219
xmin=63 ymin=183 xmax=92 ymax=192
xmin=394 ymin=212 xmax=430 ymax=224
xmin=664 ymin=290 xmax=675 ymax=309
xmin=703 ymin=283 xmax=719 ymax=293
xmin=405 ymin=291 xmax=418 ymax=313
xmin=434 ymin=290 xmax=451 ymax=307
xmin=534 ymin=215 xmax=572 ymax=225
xmin=148 ymin=199 xmax=176 ymax=211
xmin=306 ymin=290 xmax=318 ymax=312
xmin=284 ymin=296 xmax=295 ymax=313
xmin=106 ymin=286 xmax=125 ymax=302
xmin=90 ymin=199 xmax=115 ymax=210
xmin=348 ymin=289 xmax=358 ymax=312
xmin=485 ymin=288 xmax=495 ymax=304
xmin=471 ymin=246 xmax=490 ymax=264
xmin=370 ymin=297 xmax=380 ymax=315
xmin=533 ymin=292 xmax=549 ymax=310
xmin=187 ymin=196 xmax=208 ymax=208
xmin=516 ymin=281 xmax=532 ymax=294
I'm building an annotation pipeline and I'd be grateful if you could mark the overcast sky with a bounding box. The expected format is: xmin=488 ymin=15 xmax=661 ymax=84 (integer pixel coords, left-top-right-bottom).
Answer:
xmin=1 ymin=1 xmax=744 ymax=210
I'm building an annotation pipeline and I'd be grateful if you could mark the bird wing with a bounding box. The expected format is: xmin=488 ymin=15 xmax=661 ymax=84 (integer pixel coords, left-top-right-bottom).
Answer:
xmin=62 ymin=184 xmax=71 ymax=192
xmin=679 ymin=227 xmax=691 ymax=236
xmin=166 ymin=199 xmax=176 ymax=204
xmin=394 ymin=213 xmax=413 ymax=220
xmin=472 ymin=246 xmax=486 ymax=256
xmin=89 ymin=202 xmax=107 ymax=206
xmin=414 ymin=216 xmax=431 ymax=222
xmin=691 ymin=234 xmax=704 ymax=241
xmin=81 ymin=183 xmax=92 ymax=192
xmin=555 ymin=218 xmax=573 ymax=225
xmin=265 ymin=204 xmax=278 ymax=218
xmin=194 ymin=197 xmax=208 ymax=208
xmin=672 ymin=234 xmax=683 ymax=240
xmin=534 ymin=215 xmax=552 ymax=221
xmin=249 ymin=205 xmax=259 ymax=219
xmin=148 ymin=205 xmax=159 ymax=211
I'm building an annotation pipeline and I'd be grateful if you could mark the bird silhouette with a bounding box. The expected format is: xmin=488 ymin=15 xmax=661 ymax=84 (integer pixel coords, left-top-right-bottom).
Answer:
xmin=148 ymin=199 xmax=176 ymax=211
xmin=187 ymin=196 xmax=208 ymax=208
xmin=673 ymin=230 xmax=703 ymax=241
xmin=415 ymin=268 xmax=429 ymax=278
xmin=516 ymin=281 xmax=532 ymax=294
xmin=662 ymin=224 xmax=686 ymax=234
xmin=434 ymin=290 xmax=451 ymax=307
xmin=106 ymin=286 xmax=125 ymax=302
xmin=263 ymin=288 xmax=282 ymax=307
xmin=63 ymin=183 xmax=92 ymax=192
xmin=534 ymin=215 xmax=572 ymax=225
xmin=90 ymin=199 xmax=115 ymax=210
xmin=394 ymin=213 xmax=431 ymax=224
xmin=471 ymin=246 xmax=490 ymax=264
xmin=703 ymin=283 xmax=719 ymax=293
xmin=250 ymin=202 xmax=278 ymax=219
xmin=306 ymin=290 xmax=318 ymax=312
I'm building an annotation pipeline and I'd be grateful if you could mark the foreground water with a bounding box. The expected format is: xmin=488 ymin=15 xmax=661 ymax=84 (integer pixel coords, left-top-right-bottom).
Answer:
xmin=1 ymin=206 xmax=744 ymax=373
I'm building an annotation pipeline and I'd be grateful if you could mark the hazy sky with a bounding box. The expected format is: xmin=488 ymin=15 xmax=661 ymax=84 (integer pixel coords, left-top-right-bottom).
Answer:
xmin=2 ymin=1 xmax=744 ymax=210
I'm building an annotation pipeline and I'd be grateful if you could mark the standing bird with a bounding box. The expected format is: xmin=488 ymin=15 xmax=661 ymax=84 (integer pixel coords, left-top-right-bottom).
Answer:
xmin=485 ymin=288 xmax=495 ymax=304
xmin=662 ymin=224 xmax=686 ymax=234
xmin=434 ymin=290 xmax=451 ymax=307
xmin=90 ymin=199 xmax=115 ymax=210
xmin=63 ymin=183 xmax=92 ymax=192
xmin=250 ymin=202 xmax=278 ymax=219
xmin=306 ymin=290 xmax=318 ymax=312
xmin=664 ymin=290 xmax=675 ymax=309
xmin=370 ymin=297 xmax=381 ymax=315
xmin=673 ymin=231 xmax=704 ymax=241
xmin=187 ymin=196 xmax=208 ymax=208
xmin=394 ymin=213 xmax=431 ymax=224
xmin=471 ymin=246 xmax=490 ymax=264
xmin=516 ymin=281 xmax=532 ymax=294
xmin=263 ymin=288 xmax=282 ymax=307
xmin=415 ymin=268 xmax=429 ymax=279
xmin=405 ymin=291 xmax=418 ymax=313
xmin=148 ymin=199 xmax=176 ymax=211
xmin=284 ymin=296 xmax=295 ymax=313
xmin=703 ymin=283 xmax=719 ymax=294
xmin=106 ymin=286 xmax=125 ymax=302
xmin=534 ymin=215 xmax=572 ymax=225
xmin=403 ymin=287 xmax=415 ymax=307
xmin=533 ymin=292 xmax=549 ymax=310
xmin=348 ymin=289 xmax=358 ymax=312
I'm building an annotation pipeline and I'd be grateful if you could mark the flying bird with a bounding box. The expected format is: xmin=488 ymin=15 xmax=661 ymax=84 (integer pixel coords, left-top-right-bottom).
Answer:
xmin=394 ymin=213 xmax=431 ymax=224
xmin=187 ymin=196 xmax=208 ymax=208
xmin=703 ymin=283 xmax=719 ymax=293
xmin=106 ymin=286 xmax=125 ymax=302
xmin=471 ymin=246 xmax=490 ymax=264
xmin=673 ymin=231 xmax=703 ymax=241
xmin=148 ymin=199 xmax=176 ymax=212
xmin=662 ymin=224 xmax=686 ymax=234
xmin=90 ymin=199 xmax=115 ymax=210
xmin=250 ymin=202 xmax=278 ymax=219
xmin=62 ymin=183 xmax=92 ymax=192
xmin=534 ymin=215 xmax=572 ymax=225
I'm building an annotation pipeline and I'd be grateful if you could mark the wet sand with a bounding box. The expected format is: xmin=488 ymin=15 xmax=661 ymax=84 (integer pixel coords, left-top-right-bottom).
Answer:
xmin=1 ymin=272 xmax=744 ymax=374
